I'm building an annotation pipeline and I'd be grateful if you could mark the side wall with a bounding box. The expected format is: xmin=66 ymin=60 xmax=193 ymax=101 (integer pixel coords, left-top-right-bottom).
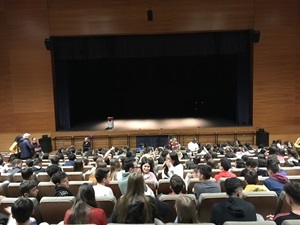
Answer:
xmin=0 ymin=0 xmax=299 ymax=151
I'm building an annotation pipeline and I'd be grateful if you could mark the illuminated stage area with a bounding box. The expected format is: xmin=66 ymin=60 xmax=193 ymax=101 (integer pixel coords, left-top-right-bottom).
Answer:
xmin=69 ymin=117 xmax=238 ymax=131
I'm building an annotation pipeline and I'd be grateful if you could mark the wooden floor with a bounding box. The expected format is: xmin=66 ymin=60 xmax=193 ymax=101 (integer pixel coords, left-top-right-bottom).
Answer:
xmin=67 ymin=117 xmax=239 ymax=132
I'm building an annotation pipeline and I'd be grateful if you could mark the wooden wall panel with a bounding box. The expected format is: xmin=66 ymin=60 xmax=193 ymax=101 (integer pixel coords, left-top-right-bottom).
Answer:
xmin=48 ymin=0 xmax=254 ymax=36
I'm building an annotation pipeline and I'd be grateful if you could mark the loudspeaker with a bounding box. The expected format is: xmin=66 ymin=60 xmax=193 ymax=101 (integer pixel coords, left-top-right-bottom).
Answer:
xmin=256 ymin=131 xmax=269 ymax=147
xmin=39 ymin=137 xmax=52 ymax=153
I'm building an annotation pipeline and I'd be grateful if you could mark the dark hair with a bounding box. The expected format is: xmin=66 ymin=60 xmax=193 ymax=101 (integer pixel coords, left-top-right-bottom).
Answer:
xmin=73 ymin=159 xmax=83 ymax=172
xmin=224 ymin=177 xmax=244 ymax=196
xmin=67 ymin=183 xmax=98 ymax=224
xmin=19 ymin=180 xmax=38 ymax=196
xmin=220 ymin=157 xmax=231 ymax=171
xmin=50 ymin=155 xmax=60 ymax=164
xmin=51 ymin=171 xmax=67 ymax=185
xmin=46 ymin=164 xmax=62 ymax=178
xmin=170 ymin=174 xmax=185 ymax=194
xmin=198 ymin=164 xmax=212 ymax=179
xmin=284 ymin=181 xmax=300 ymax=205
xmin=244 ymin=169 xmax=258 ymax=185
xmin=11 ymin=197 xmax=34 ymax=223
xmin=21 ymin=167 xmax=34 ymax=180
xmin=124 ymin=157 xmax=135 ymax=172
xmin=95 ymin=168 xmax=110 ymax=183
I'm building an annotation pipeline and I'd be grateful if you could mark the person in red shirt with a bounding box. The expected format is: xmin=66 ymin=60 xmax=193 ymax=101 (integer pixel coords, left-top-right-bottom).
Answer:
xmin=63 ymin=183 xmax=107 ymax=225
xmin=214 ymin=157 xmax=237 ymax=182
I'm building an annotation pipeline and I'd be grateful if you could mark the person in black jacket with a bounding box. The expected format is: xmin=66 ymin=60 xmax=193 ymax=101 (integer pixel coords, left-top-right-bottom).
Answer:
xmin=51 ymin=171 xmax=73 ymax=196
xmin=210 ymin=177 xmax=257 ymax=225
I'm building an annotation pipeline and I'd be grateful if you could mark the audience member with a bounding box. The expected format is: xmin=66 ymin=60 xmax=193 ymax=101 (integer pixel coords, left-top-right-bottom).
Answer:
xmin=93 ymin=168 xmax=114 ymax=197
xmin=111 ymin=172 xmax=171 ymax=223
xmin=169 ymin=174 xmax=185 ymax=195
xmin=118 ymin=157 xmax=154 ymax=196
xmin=187 ymin=137 xmax=200 ymax=153
xmin=109 ymin=158 xmax=122 ymax=181
xmin=193 ymin=164 xmax=221 ymax=199
xmin=73 ymin=158 xmax=84 ymax=172
xmin=266 ymin=181 xmax=300 ymax=224
xmin=243 ymin=169 xmax=269 ymax=192
xmin=19 ymin=180 xmax=39 ymax=198
xmin=82 ymin=137 xmax=92 ymax=153
xmin=210 ymin=177 xmax=257 ymax=225
xmin=32 ymin=158 xmax=46 ymax=174
xmin=264 ymin=157 xmax=289 ymax=196
xmin=64 ymin=152 xmax=76 ymax=166
xmin=162 ymin=151 xmax=184 ymax=179
xmin=8 ymin=158 xmax=23 ymax=175
xmin=18 ymin=133 xmax=34 ymax=160
xmin=9 ymin=135 xmax=22 ymax=158
xmin=9 ymin=197 xmax=36 ymax=225
xmin=63 ymin=183 xmax=107 ymax=225
xmin=45 ymin=164 xmax=62 ymax=179
xmin=0 ymin=156 xmax=9 ymax=173
xmin=175 ymin=195 xmax=199 ymax=223
xmin=21 ymin=167 xmax=35 ymax=181
xmin=51 ymin=171 xmax=73 ymax=196
xmin=140 ymin=157 xmax=158 ymax=187
xmin=214 ymin=157 xmax=237 ymax=182
xmin=240 ymin=158 xmax=268 ymax=177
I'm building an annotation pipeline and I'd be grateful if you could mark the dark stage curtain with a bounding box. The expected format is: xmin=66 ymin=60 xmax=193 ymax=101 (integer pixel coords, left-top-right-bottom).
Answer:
xmin=51 ymin=31 xmax=252 ymax=130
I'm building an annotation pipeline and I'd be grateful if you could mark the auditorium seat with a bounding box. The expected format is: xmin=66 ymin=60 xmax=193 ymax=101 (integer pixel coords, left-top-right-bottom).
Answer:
xmin=68 ymin=180 xmax=93 ymax=196
xmin=223 ymin=221 xmax=276 ymax=225
xmin=242 ymin=191 xmax=278 ymax=218
xmin=198 ymin=192 xmax=227 ymax=222
xmin=145 ymin=179 xmax=157 ymax=196
xmin=66 ymin=171 xmax=84 ymax=181
xmin=36 ymin=172 xmax=51 ymax=182
xmin=37 ymin=181 xmax=55 ymax=199
xmin=281 ymin=219 xmax=300 ymax=225
xmin=275 ymin=190 xmax=290 ymax=215
xmin=39 ymin=196 xmax=76 ymax=224
xmin=187 ymin=178 xmax=201 ymax=194
xmin=157 ymin=179 xmax=171 ymax=195
xmin=0 ymin=197 xmax=43 ymax=224
xmin=6 ymin=182 xmax=21 ymax=197
xmin=158 ymin=194 xmax=196 ymax=223
xmin=106 ymin=180 xmax=122 ymax=199
xmin=95 ymin=195 xmax=117 ymax=218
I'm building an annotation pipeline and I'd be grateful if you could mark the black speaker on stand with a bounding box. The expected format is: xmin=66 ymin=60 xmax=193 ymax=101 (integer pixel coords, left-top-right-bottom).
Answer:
xmin=39 ymin=135 xmax=52 ymax=153
xmin=256 ymin=128 xmax=269 ymax=147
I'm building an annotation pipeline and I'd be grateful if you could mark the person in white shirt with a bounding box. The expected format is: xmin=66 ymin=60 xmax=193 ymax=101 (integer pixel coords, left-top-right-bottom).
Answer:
xmin=187 ymin=138 xmax=200 ymax=153
xmin=93 ymin=168 xmax=114 ymax=197
xmin=162 ymin=151 xmax=184 ymax=179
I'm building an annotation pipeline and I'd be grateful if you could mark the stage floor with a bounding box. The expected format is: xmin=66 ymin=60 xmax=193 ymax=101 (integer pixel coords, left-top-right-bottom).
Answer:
xmin=68 ymin=117 xmax=239 ymax=131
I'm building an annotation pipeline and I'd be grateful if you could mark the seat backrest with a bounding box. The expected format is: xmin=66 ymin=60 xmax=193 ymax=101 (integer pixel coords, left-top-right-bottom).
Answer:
xmin=12 ymin=173 xmax=23 ymax=182
xmin=223 ymin=221 xmax=276 ymax=225
xmin=158 ymin=194 xmax=197 ymax=223
xmin=198 ymin=192 xmax=227 ymax=222
xmin=66 ymin=171 xmax=84 ymax=181
xmin=106 ymin=180 xmax=122 ymax=199
xmin=68 ymin=180 xmax=93 ymax=196
xmin=242 ymin=191 xmax=278 ymax=218
xmin=218 ymin=177 xmax=246 ymax=192
xmin=187 ymin=178 xmax=201 ymax=194
xmin=6 ymin=182 xmax=21 ymax=197
xmin=275 ymin=190 xmax=290 ymax=215
xmin=0 ymin=197 xmax=43 ymax=224
xmin=37 ymin=181 xmax=55 ymax=199
xmin=61 ymin=166 xmax=74 ymax=172
xmin=281 ymin=219 xmax=300 ymax=225
xmin=36 ymin=172 xmax=51 ymax=182
xmin=39 ymin=196 xmax=76 ymax=224
xmin=0 ymin=173 xmax=13 ymax=182
xmin=158 ymin=179 xmax=171 ymax=195
xmin=95 ymin=195 xmax=117 ymax=218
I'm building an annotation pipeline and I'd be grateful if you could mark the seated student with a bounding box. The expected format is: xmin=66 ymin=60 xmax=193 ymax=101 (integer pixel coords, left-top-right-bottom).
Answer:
xmin=64 ymin=183 xmax=107 ymax=225
xmin=193 ymin=164 xmax=221 ymax=199
xmin=243 ymin=169 xmax=269 ymax=192
xmin=266 ymin=181 xmax=300 ymax=224
xmin=21 ymin=167 xmax=35 ymax=181
xmin=210 ymin=177 xmax=257 ymax=225
xmin=93 ymin=168 xmax=114 ymax=197
xmin=264 ymin=157 xmax=289 ymax=196
xmin=32 ymin=158 xmax=46 ymax=174
xmin=45 ymin=164 xmax=62 ymax=179
xmin=214 ymin=157 xmax=237 ymax=182
xmin=8 ymin=197 xmax=37 ymax=225
xmin=169 ymin=174 xmax=185 ymax=195
xmin=240 ymin=158 xmax=268 ymax=177
xmin=51 ymin=171 xmax=73 ymax=196
xmin=19 ymin=180 xmax=39 ymax=198
xmin=175 ymin=195 xmax=199 ymax=223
